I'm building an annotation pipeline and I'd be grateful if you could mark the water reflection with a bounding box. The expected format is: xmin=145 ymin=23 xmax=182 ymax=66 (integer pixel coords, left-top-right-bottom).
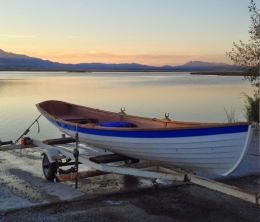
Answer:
xmin=0 ymin=72 xmax=253 ymax=142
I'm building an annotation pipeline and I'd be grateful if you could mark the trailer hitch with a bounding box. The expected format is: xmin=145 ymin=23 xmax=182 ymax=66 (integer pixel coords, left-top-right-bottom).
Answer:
xmin=0 ymin=139 xmax=13 ymax=146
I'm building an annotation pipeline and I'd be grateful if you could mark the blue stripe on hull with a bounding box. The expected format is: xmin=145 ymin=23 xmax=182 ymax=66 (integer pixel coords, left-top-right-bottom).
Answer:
xmin=46 ymin=116 xmax=249 ymax=138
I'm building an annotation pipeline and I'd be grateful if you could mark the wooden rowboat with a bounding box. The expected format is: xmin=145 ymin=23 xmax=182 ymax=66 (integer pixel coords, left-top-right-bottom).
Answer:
xmin=36 ymin=100 xmax=253 ymax=176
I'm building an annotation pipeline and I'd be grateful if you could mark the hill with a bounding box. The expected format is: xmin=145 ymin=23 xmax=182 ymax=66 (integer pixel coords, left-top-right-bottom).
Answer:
xmin=0 ymin=49 xmax=240 ymax=72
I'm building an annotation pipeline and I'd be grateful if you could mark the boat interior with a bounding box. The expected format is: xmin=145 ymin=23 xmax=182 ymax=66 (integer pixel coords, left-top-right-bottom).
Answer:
xmin=37 ymin=100 xmax=237 ymax=129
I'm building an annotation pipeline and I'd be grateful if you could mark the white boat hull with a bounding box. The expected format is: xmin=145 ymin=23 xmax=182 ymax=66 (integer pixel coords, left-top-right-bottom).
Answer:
xmin=53 ymin=123 xmax=253 ymax=176
xmin=36 ymin=100 xmax=253 ymax=176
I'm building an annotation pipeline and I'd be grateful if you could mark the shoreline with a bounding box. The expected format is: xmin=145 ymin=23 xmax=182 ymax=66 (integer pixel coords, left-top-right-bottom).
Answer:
xmin=0 ymin=70 xmax=245 ymax=75
xmin=190 ymin=71 xmax=247 ymax=76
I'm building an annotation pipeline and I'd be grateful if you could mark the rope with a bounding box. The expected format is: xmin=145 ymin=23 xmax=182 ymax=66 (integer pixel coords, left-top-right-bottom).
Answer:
xmin=13 ymin=114 xmax=42 ymax=145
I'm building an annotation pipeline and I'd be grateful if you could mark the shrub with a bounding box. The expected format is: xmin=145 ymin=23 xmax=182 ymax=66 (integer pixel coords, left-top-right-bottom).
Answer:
xmin=243 ymin=93 xmax=259 ymax=122
xmin=224 ymin=106 xmax=237 ymax=123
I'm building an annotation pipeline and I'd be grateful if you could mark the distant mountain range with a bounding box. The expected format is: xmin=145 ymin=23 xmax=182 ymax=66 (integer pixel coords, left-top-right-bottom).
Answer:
xmin=0 ymin=49 xmax=240 ymax=72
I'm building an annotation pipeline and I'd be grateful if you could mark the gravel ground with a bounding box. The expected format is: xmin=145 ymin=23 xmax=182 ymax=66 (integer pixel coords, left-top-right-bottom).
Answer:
xmin=0 ymin=130 xmax=259 ymax=221
xmin=0 ymin=177 xmax=260 ymax=222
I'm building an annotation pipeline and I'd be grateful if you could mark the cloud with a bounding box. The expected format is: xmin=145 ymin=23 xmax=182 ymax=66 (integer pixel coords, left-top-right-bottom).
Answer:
xmin=60 ymin=51 xmax=197 ymax=60
xmin=0 ymin=35 xmax=35 ymax=38
xmin=40 ymin=51 xmax=197 ymax=60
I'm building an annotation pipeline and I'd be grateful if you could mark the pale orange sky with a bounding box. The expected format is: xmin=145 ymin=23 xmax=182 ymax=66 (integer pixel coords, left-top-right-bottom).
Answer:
xmin=0 ymin=0 xmax=254 ymax=66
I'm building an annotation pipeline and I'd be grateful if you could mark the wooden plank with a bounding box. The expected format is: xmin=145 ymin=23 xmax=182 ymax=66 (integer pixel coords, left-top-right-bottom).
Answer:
xmin=187 ymin=173 xmax=258 ymax=205
xmin=89 ymin=154 xmax=138 ymax=164
xmin=56 ymin=170 xmax=110 ymax=182
xmin=43 ymin=137 xmax=75 ymax=145
xmin=65 ymin=118 xmax=99 ymax=124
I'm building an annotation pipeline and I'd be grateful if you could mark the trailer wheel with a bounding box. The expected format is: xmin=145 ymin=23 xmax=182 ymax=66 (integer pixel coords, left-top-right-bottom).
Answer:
xmin=42 ymin=154 xmax=57 ymax=181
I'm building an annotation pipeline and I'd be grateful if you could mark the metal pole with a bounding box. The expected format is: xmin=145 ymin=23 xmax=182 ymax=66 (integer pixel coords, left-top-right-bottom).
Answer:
xmin=256 ymin=24 xmax=260 ymax=185
xmin=13 ymin=114 xmax=42 ymax=145
xmin=256 ymin=24 xmax=260 ymax=37
xmin=74 ymin=124 xmax=79 ymax=189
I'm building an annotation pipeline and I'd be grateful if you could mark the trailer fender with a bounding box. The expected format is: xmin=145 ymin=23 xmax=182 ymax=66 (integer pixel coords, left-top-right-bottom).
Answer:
xmin=41 ymin=148 xmax=61 ymax=163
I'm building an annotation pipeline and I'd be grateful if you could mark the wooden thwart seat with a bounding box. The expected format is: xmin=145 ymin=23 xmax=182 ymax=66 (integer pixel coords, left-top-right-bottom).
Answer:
xmin=64 ymin=118 xmax=99 ymax=124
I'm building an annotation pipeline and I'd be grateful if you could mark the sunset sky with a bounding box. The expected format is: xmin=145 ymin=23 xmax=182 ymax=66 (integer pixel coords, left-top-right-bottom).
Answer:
xmin=0 ymin=0 xmax=256 ymax=66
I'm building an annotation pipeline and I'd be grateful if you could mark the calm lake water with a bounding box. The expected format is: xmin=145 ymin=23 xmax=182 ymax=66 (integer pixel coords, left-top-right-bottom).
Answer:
xmin=0 ymin=71 xmax=253 ymax=142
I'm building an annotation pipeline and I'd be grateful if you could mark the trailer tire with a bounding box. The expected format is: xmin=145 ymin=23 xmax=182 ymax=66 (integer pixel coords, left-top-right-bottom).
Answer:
xmin=42 ymin=154 xmax=57 ymax=181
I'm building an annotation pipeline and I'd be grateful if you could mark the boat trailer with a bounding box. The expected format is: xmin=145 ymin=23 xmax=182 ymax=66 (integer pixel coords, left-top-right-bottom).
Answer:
xmin=0 ymin=136 xmax=259 ymax=205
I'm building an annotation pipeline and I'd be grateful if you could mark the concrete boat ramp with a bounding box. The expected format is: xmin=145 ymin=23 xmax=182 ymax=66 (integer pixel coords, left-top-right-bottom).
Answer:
xmin=0 ymin=130 xmax=259 ymax=221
